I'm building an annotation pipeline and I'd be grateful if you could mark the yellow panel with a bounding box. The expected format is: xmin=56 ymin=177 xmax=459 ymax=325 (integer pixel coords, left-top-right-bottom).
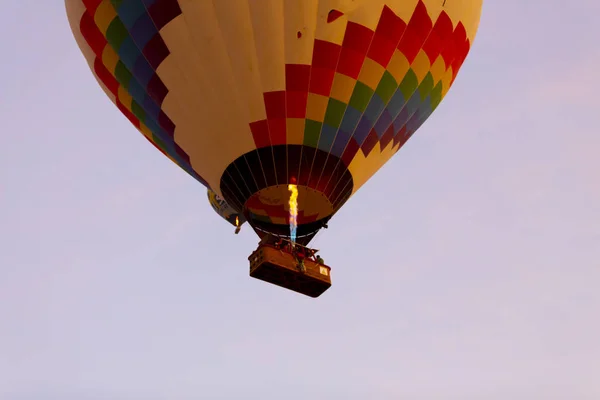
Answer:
xmin=212 ymin=1 xmax=267 ymax=122
xmin=283 ymin=0 xmax=318 ymax=64
xmin=387 ymin=51 xmax=410 ymax=83
xmin=139 ymin=123 xmax=153 ymax=139
xmin=248 ymin=0 xmax=286 ymax=92
xmin=383 ymin=0 xmax=420 ymax=23
xmin=117 ymin=86 xmax=133 ymax=110
xmin=93 ymin=0 xmax=117 ymax=35
xmin=357 ymin=57 xmax=385 ymax=90
xmin=349 ymin=1 xmax=386 ymax=28
xmin=330 ymin=73 xmax=356 ymax=103
xmin=348 ymin=139 xmax=398 ymax=194
xmin=297 ymin=186 xmax=333 ymax=217
xmin=101 ymin=46 xmax=119 ymax=74
xmin=314 ymin=0 xmax=350 ymax=45
xmin=286 ymin=118 xmax=305 ymax=144
xmin=158 ymin=12 xmax=258 ymax=194
xmin=440 ymin=67 xmax=454 ymax=97
xmin=429 ymin=55 xmax=447 ymax=84
xmin=306 ymin=93 xmax=329 ymax=121
xmin=411 ymin=50 xmax=431 ymax=83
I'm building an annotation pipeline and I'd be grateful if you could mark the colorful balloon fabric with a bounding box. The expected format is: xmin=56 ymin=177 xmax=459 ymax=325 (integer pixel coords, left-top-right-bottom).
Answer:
xmin=65 ymin=0 xmax=482 ymax=244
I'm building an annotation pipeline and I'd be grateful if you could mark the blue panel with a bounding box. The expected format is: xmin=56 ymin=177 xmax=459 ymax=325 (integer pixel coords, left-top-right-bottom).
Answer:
xmin=117 ymin=37 xmax=142 ymax=70
xmin=387 ymin=89 xmax=406 ymax=117
xmin=317 ymin=124 xmax=337 ymax=153
xmin=363 ymin=94 xmax=385 ymax=123
xmin=144 ymin=118 xmax=165 ymax=140
xmin=117 ymin=0 xmax=147 ymax=29
xmin=330 ymin=130 xmax=351 ymax=157
xmin=393 ymin=107 xmax=409 ymax=132
xmin=143 ymin=95 xmax=161 ymax=119
xmin=339 ymin=105 xmax=362 ymax=134
xmin=130 ymin=14 xmax=157 ymax=49
xmin=404 ymin=93 xmax=421 ymax=116
xmin=373 ymin=108 xmax=392 ymax=137
xmin=353 ymin=117 xmax=373 ymax=146
xmin=133 ymin=58 xmax=154 ymax=86
xmin=127 ymin=78 xmax=147 ymax=105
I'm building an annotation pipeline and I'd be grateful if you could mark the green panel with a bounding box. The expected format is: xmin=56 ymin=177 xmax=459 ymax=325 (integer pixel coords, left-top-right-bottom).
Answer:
xmin=430 ymin=81 xmax=443 ymax=111
xmin=303 ymin=119 xmax=322 ymax=147
xmin=348 ymin=81 xmax=374 ymax=113
xmin=105 ymin=18 xmax=128 ymax=50
xmin=114 ymin=61 xmax=132 ymax=88
xmin=323 ymin=98 xmax=347 ymax=128
xmin=418 ymin=73 xmax=435 ymax=101
xmin=131 ymin=101 xmax=146 ymax=122
xmin=110 ymin=0 xmax=124 ymax=8
xmin=399 ymin=69 xmax=419 ymax=100
xmin=375 ymin=71 xmax=398 ymax=104
xmin=152 ymin=135 xmax=168 ymax=153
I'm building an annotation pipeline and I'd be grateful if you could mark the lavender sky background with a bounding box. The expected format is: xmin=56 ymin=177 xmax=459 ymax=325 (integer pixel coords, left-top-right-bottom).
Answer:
xmin=1 ymin=1 xmax=599 ymax=399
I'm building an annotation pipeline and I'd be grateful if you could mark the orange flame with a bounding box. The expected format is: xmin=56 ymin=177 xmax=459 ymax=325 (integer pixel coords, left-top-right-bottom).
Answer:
xmin=235 ymin=215 xmax=239 ymax=227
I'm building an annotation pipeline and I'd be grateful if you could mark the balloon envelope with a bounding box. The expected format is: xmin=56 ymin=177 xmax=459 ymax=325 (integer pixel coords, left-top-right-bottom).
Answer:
xmin=66 ymin=0 xmax=482 ymax=244
xmin=207 ymin=188 xmax=246 ymax=228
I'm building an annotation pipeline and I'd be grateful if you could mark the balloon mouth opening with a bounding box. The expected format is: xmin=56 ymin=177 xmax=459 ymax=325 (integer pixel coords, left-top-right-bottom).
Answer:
xmin=240 ymin=184 xmax=334 ymax=244
xmin=247 ymin=217 xmax=329 ymax=246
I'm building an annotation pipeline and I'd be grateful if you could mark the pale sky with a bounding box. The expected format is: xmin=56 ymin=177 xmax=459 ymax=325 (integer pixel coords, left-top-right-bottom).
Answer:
xmin=1 ymin=1 xmax=599 ymax=399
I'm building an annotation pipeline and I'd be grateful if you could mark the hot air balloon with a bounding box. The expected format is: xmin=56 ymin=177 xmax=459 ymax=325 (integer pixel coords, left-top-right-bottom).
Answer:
xmin=207 ymin=188 xmax=246 ymax=234
xmin=65 ymin=0 xmax=482 ymax=297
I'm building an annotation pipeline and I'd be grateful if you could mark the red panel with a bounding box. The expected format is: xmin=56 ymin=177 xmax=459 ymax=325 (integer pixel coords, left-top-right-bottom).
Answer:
xmin=367 ymin=34 xmax=397 ymax=67
xmin=263 ymin=91 xmax=286 ymax=119
xmin=375 ymin=5 xmax=407 ymax=42
xmin=286 ymin=91 xmax=308 ymax=118
xmin=146 ymin=74 xmax=168 ymax=105
xmin=82 ymin=0 xmax=102 ymax=13
xmin=342 ymin=22 xmax=374 ymax=54
xmin=327 ymin=9 xmax=344 ymax=23
xmin=443 ymin=22 xmax=466 ymax=66
xmin=422 ymin=11 xmax=453 ymax=64
xmin=147 ymin=0 xmax=182 ymax=30
xmin=392 ymin=125 xmax=408 ymax=148
xmin=451 ymin=39 xmax=470 ymax=84
xmin=158 ymin=111 xmax=175 ymax=137
xmin=336 ymin=47 xmax=365 ymax=79
xmin=93 ymin=58 xmax=118 ymax=95
xmin=143 ymin=35 xmax=170 ymax=69
xmin=397 ymin=0 xmax=433 ymax=64
xmin=341 ymin=138 xmax=360 ymax=167
xmin=379 ymin=124 xmax=394 ymax=150
xmin=453 ymin=35 xmax=470 ymax=71
xmin=449 ymin=24 xmax=469 ymax=83
xmin=268 ymin=119 xmax=287 ymax=145
xmin=79 ymin=12 xmax=107 ymax=57
xmin=360 ymin=129 xmax=379 ymax=157
xmin=312 ymin=39 xmax=341 ymax=69
xmin=285 ymin=64 xmax=311 ymax=91
xmin=249 ymin=120 xmax=271 ymax=148
xmin=308 ymin=67 xmax=335 ymax=96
